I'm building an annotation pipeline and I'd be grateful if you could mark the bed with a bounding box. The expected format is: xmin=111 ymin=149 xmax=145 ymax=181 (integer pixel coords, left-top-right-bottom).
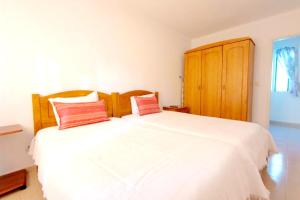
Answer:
xmin=30 ymin=90 xmax=272 ymax=200
xmin=112 ymin=90 xmax=277 ymax=171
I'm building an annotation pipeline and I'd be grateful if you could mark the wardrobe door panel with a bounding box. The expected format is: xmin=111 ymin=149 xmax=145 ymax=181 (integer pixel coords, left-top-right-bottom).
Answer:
xmin=221 ymin=40 xmax=250 ymax=120
xmin=200 ymin=46 xmax=223 ymax=117
xmin=184 ymin=52 xmax=201 ymax=115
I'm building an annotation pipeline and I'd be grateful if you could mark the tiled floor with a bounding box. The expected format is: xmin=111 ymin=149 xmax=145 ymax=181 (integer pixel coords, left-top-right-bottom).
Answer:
xmin=1 ymin=124 xmax=299 ymax=200
xmin=261 ymin=124 xmax=300 ymax=200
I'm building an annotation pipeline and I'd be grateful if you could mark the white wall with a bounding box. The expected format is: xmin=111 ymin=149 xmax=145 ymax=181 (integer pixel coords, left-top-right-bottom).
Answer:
xmin=271 ymin=93 xmax=300 ymax=124
xmin=191 ymin=8 xmax=300 ymax=128
xmin=0 ymin=0 xmax=190 ymax=175
xmin=270 ymin=37 xmax=300 ymax=124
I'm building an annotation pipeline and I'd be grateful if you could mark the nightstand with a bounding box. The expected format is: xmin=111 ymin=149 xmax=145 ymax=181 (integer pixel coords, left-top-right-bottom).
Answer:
xmin=163 ymin=106 xmax=190 ymax=113
xmin=0 ymin=124 xmax=27 ymax=196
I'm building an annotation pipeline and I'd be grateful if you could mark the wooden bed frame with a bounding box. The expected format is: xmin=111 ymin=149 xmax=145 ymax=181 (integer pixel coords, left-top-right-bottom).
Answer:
xmin=32 ymin=90 xmax=113 ymax=135
xmin=112 ymin=90 xmax=158 ymax=117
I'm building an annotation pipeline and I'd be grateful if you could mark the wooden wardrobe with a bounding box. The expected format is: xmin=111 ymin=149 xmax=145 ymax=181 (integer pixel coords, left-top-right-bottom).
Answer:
xmin=183 ymin=37 xmax=254 ymax=121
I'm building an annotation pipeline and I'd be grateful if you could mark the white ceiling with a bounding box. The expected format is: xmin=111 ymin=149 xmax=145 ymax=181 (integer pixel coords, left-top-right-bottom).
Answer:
xmin=125 ymin=0 xmax=300 ymax=38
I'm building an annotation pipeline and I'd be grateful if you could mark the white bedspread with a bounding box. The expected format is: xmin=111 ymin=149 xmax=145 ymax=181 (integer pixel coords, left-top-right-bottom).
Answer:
xmin=123 ymin=111 xmax=277 ymax=170
xmin=30 ymin=118 xmax=270 ymax=200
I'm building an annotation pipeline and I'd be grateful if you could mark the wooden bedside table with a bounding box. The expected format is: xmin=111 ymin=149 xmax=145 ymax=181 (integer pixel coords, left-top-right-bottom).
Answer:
xmin=0 ymin=124 xmax=27 ymax=196
xmin=163 ymin=106 xmax=190 ymax=113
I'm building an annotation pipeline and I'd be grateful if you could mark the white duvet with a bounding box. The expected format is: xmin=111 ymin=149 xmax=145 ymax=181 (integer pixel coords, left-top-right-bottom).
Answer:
xmin=30 ymin=118 xmax=270 ymax=200
xmin=123 ymin=111 xmax=277 ymax=170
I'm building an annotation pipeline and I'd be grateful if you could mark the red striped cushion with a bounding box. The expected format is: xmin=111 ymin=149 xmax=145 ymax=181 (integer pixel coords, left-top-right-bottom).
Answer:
xmin=54 ymin=100 xmax=109 ymax=130
xmin=134 ymin=96 xmax=160 ymax=116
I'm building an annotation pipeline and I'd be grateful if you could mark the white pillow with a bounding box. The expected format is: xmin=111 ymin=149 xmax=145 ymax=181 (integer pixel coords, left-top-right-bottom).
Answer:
xmin=130 ymin=93 xmax=155 ymax=115
xmin=49 ymin=91 xmax=99 ymax=126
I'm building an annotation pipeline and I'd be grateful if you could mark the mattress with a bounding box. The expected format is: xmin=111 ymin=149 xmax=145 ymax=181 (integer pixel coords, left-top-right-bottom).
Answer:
xmin=30 ymin=117 xmax=270 ymax=200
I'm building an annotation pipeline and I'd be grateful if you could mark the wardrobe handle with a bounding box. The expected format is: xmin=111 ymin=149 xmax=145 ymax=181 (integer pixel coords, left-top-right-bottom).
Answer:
xmin=222 ymin=85 xmax=226 ymax=90
xmin=198 ymin=85 xmax=202 ymax=90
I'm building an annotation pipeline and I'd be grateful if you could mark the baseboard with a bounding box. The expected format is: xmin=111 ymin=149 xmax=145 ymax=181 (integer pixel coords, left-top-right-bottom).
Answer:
xmin=270 ymin=120 xmax=300 ymax=129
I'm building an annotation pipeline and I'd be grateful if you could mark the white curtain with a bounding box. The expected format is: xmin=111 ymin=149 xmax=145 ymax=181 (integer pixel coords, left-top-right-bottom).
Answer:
xmin=277 ymin=47 xmax=300 ymax=96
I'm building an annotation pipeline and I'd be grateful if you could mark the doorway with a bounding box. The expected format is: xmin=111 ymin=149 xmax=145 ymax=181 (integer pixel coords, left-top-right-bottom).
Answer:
xmin=270 ymin=36 xmax=300 ymax=128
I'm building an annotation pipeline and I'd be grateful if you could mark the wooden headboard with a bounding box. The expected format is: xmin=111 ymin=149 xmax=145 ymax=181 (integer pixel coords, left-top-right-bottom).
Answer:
xmin=112 ymin=90 xmax=159 ymax=117
xmin=32 ymin=90 xmax=113 ymax=134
